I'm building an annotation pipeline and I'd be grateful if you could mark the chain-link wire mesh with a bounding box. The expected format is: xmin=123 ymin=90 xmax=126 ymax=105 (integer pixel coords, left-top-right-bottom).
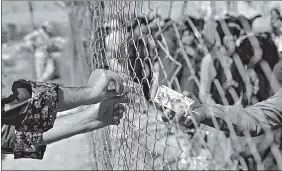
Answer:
xmin=79 ymin=1 xmax=282 ymax=170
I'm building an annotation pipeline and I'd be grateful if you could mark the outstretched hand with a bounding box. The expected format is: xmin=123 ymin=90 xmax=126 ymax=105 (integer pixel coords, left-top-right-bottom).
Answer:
xmin=84 ymin=94 xmax=129 ymax=130
xmin=87 ymin=69 xmax=126 ymax=103
xmin=161 ymin=91 xmax=207 ymax=127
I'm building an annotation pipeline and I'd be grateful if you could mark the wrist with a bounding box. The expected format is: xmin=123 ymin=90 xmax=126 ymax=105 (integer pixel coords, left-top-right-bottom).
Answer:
xmin=72 ymin=114 xmax=96 ymax=134
xmin=84 ymin=120 xmax=105 ymax=132
xmin=41 ymin=109 xmax=96 ymax=145
xmin=193 ymin=103 xmax=209 ymax=121
xmin=83 ymin=87 xmax=97 ymax=105
xmin=81 ymin=104 xmax=103 ymax=132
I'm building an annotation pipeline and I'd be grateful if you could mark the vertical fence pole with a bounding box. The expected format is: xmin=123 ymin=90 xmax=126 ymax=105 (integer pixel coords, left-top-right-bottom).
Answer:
xmin=67 ymin=1 xmax=90 ymax=86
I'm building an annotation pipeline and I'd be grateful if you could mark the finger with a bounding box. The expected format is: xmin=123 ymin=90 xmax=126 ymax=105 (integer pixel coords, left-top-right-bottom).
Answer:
xmin=113 ymin=119 xmax=120 ymax=125
xmin=114 ymin=107 xmax=126 ymax=116
xmin=112 ymin=116 xmax=119 ymax=122
xmin=183 ymin=91 xmax=199 ymax=106
xmin=110 ymin=94 xmax=129 ymax=104
xmin=173 ymin=109 xmax=186 ymax=124
xmin=106 ymin=70 xmax=124 ymax=94
xmin=114 ymin=110 xmax=125 ymax=119
xmin=118 ymin=105 xmax=126 ymax=112
xmin=118 ymin=72 xmax=130 ymax=82
xmin=165 ymin=108 xmax=175 ymax=120
xmin=104 ymin=90 xmax=119 ymax=99
xmin=161 ymin=108 xmax=172 ymax=122
xmin=184 ymin=116 xmax=193 ymax=127
xmin=182 ymin=90 xmax=192 ymax=98
xmin=114 ymin=103 xmax=125 ymax=110
xmin=113 ymin=112 xmax=124 ymax=121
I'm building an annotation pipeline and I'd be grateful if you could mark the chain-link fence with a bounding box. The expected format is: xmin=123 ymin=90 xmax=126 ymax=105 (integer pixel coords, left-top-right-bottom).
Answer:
xmin=71 ymin=1 xmax=282 ymax=170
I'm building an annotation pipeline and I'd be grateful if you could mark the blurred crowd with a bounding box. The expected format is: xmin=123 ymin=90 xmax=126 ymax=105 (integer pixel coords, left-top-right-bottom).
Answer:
xmin=117 ymin=7 xmax=282 ymax=107
xmin=100 ymin=6 xmax=282 ymax=170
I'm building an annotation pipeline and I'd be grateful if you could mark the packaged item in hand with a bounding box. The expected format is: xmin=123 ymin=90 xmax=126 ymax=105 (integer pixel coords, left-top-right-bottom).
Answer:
xmin=154 ymin=85 xmax=195 ymax=113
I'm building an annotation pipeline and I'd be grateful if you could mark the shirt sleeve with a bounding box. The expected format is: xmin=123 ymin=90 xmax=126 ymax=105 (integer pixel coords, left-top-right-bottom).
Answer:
xmin=1 ymin=75 xmax=59 ymax=159
xmin=206 ymin=89 xmax=282 ymax=136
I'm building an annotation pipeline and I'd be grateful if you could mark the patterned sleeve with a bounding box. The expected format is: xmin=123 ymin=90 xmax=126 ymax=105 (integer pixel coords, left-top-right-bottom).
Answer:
xmin=1 ymin=75 xmax=59 ymax=159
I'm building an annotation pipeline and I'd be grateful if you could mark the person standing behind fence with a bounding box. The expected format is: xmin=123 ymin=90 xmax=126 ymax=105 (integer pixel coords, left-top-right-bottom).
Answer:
xmin=199 ymin=16 xmax=281 ymax=106
xmin=270 ymin=8 xmax=282 ymax=57
xmin=24 ymin=20 xmax=60 ymax=82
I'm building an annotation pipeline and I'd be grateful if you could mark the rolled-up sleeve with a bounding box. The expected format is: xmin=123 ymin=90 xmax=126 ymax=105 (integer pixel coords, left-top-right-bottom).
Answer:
xmin=1 ymin=75 xmax=59 ymax=159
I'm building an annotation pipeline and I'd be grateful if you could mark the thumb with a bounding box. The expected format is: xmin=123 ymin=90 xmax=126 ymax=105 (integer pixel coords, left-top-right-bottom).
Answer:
xmin=173 ymin=108 xmax=186 ymax=124
xmin=108 ymin=94 xmax=129 ymax=104
xmin=183 ymin=90 xmax=190 ymax=97
xmin=183 ymin=90 xmax=200 ymax=106
xmin=184 ymin=116 xmax=194 ymax=127
xmin=104 ymin=90 xmax=119 ymax=99
xmin=183 ymin=91 xmax=196 ymax=100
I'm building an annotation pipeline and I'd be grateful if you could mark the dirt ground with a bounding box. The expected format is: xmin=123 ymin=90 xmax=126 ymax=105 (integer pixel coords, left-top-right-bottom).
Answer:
xmin=2 ymin=133 xmax=96 ymax=170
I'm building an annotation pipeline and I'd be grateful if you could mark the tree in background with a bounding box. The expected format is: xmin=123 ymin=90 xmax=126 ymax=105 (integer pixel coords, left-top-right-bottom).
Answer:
xmin=28 ymin=1 xmax=35 ymax=30
xmin=65 ymin=1 xmax=91 ymax=86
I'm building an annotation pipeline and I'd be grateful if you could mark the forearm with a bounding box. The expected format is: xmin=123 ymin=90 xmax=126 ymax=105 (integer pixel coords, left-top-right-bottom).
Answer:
xmin=203 ymin=91 xmax=282 ymax=136
xmin=205 ymin=105 xmax=266 ymax=136
xmin=57 ymin=86 xmax=93 ymax=112
xmin=40 ymin=108 xmax=97 ymax=145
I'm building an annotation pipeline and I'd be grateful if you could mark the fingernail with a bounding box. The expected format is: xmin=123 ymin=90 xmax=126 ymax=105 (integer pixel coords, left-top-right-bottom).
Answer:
xmin=114 ymin=120 xmax=120 ymax=125
xmin=113 ymin=116 xmax=118 ymax=121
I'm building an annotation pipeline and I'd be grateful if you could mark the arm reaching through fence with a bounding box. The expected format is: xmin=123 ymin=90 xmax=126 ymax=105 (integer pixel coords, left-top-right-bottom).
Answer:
xmin=162 ymin=89 xmax=282 ymax=137
xmin=39 ymin=95 xmax=128 ymax=145
xmin=57 ymin=69 xmax=125 ymax=111
xmin=1 ymin=69 xmax=126 ymax=159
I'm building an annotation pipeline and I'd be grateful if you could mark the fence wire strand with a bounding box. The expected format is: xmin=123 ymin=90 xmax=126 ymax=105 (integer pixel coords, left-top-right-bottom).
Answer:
xmin=76 ymin=1 xmax=282 ymax=170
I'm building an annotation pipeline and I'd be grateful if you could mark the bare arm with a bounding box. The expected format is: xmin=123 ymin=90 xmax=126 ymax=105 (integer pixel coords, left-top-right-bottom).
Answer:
xmin=1 ymin=69 xmax=125 ymax=159
xmin=204 ymin=89 xmax=282 ymax=136
xmin=168 ymin=90 xmax=282 ymax=137
xmin=57 ymin=86 xmax=96 ymax=112
xmin=39 ymin=106 xmax=97 ymax=145
xmin=38 ymin=95 xmax=127 ymax=145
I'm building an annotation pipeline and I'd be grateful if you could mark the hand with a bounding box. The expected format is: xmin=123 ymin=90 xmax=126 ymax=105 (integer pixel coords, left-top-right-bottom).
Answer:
xmin=87 ymin=69 xmax=126 ymax=103
xmin=84 ymin=94 xmax=128 ymax=130
xmin=199 ymin=92 xmax=216 ymax=106
xmin=162 ymin=91 xmax=207 ymax=127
